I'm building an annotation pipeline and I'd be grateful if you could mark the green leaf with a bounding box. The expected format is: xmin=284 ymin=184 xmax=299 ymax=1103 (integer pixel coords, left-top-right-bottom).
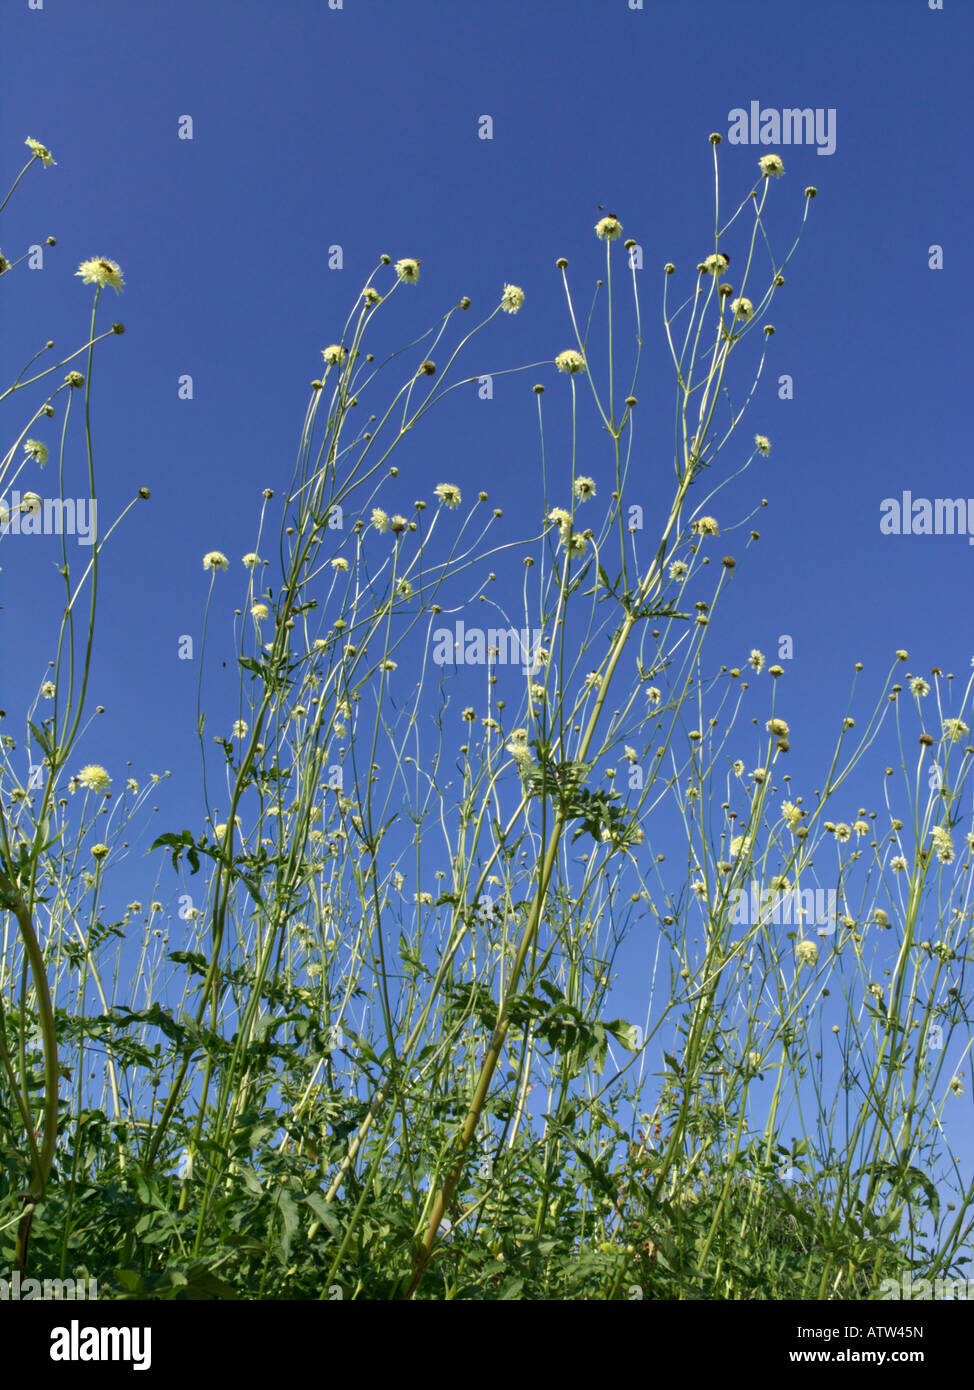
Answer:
xmin=304 ymin=1192 xmax=342 ymax=1237
xmin=605 ymin=1019 xmax=640 ymax=1052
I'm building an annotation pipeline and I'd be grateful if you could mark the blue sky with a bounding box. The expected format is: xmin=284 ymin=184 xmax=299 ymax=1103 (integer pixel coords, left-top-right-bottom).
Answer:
xmin=3 ymin=0 xmax=972 ymax=1234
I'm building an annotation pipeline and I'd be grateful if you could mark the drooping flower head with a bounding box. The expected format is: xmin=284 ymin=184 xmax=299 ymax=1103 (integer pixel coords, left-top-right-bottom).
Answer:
xmin=25 ymin=137 xmax=55 ymax=167
xmin=795 ymin=939 xmax=818 ymax=968
xmin=500 ymin=283 xmax=524 ymax=313
xmin=555 ymin=349 xmax=586 ymax=375
xmin=759 ymin=154 xmax=785 ymax=178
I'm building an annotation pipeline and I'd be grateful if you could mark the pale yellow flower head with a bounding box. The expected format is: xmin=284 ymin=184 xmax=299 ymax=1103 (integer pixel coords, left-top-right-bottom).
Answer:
xmin=595 ymin=216 xmax=623 ymax=241
xmin=78 ymin=764 xmax=111 ymax=793
xmin=555 ymin=349 xmax=586 ymax=375
xmin=434 ymin=483 xmax=462 ymax=508
xmin=203 ymin=551 xmax=229 ymax=571
xmin=500 ymin=284 xmax=524 ymax=313
xmin=795 ymin=939 xmax=818 ymax=968
xmin=25 ymin=137 xmax=56 ymax=167
xmin=76 ymin=257 xmax=124 ymax=293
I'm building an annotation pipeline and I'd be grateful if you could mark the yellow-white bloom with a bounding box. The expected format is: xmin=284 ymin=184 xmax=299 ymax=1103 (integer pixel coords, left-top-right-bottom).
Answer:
xmin=555 ymin=349 xmax=586 ymax=374
xmin=500 ymin=283 xmax=524 ymax=313
xmin=77 ymin=764 xmax=111 ymax=793
xmin=76 ymin=257 xmax=124 ymax=292
xmin=595 ymin=216 xmax=623 ymax=241
xmin=25 ymin=137 xmax=56 ymax=167
xmin=434 ymin=483 xmax=462 ymax=508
